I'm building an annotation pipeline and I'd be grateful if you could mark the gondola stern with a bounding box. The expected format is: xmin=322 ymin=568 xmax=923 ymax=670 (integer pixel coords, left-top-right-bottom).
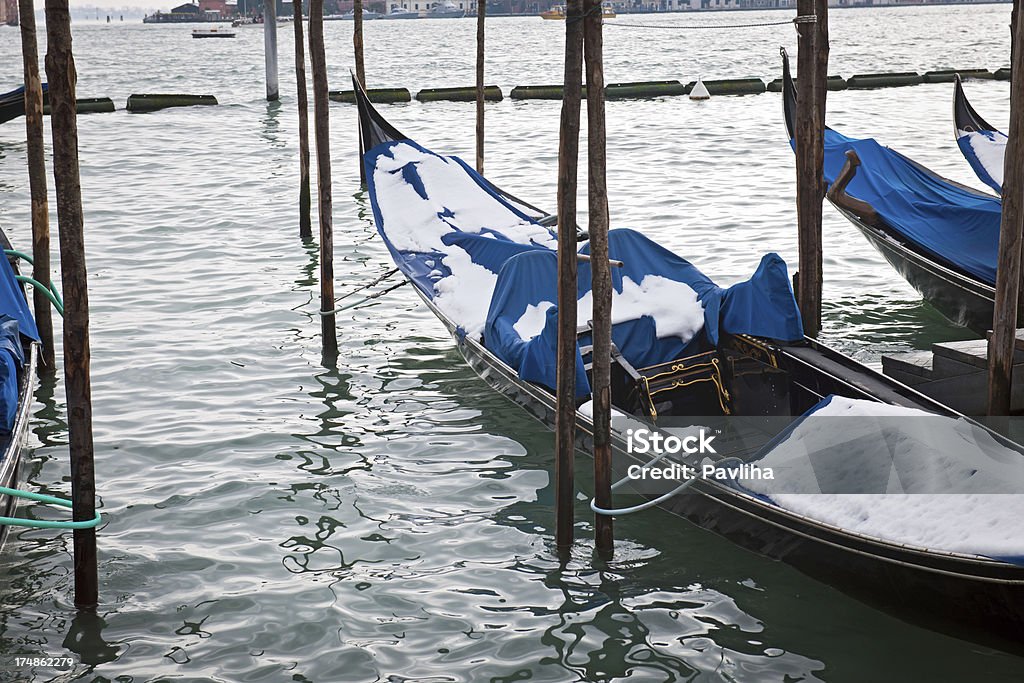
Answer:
xmin=780 ymin=47 xmax=796 ymax=141
xmin=953 ymin=72 xmax=997 ymax=136
xmin=352 ymin=72 xmax=408 ymax=159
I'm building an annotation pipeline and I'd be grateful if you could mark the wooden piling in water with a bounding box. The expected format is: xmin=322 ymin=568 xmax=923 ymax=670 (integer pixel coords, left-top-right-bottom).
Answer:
xmin=19 ymin=0 xmax=56 ymax=374
xmin=475 ymin=0 xmax=485 ymax=175
xmin=583 ymin=0 xmax=613 ymax=558
xmin=309 ymin=0 xmax=338 ymax=357
xmin=293 ymin=0 xmax=312 ymax=240
xmin=793 ymin=0 xmax=827 ymax=337
xmin=988 ymin=8 xmax=1024 ymax=416
xmin=263 ymin=0 xmax=279 ymax=101
xmin=354 ymin=0 xmax=366 ymax=184
xmin=555 ymin=0 xmax=585 ymax=552
xmin=44 ymin=0 xmax=98 ymax=610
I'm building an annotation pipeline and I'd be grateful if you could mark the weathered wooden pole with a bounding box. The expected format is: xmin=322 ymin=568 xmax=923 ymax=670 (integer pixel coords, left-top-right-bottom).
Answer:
xmin=554 ymin=0 xmax=585 ymax=552
xmin=309 ymin=0 xmax=338 ymax=357
xmin=354 ymin=0 xmax=366 ymax=184
xmin=264 ymin=0 xmax=279 ymax=101
xmin=1012 ymin=0 xmax=1019 ymax=68
xmin=583 ymin=0 xmax=612 ymax=557
xmin=353 ymin=0 xmax=366 ymax=88
xmin=475 ymin=0 xmax=485 ymax=174
xmin=44 ymin=0 xmax=98 ymax=610
xmin=293 ymin=0 xmax=312 ymax=240
xmin=793 ymin=0 xmax=826 ymax=337
xmin=988 ymin=7 xmax=1024 ymax=416
xmin=19 ymin=0 xmax=56 ymax=373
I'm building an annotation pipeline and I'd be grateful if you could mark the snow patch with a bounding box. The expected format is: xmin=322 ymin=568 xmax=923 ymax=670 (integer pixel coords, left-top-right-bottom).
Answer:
xmin=740 ymin=396 xmax=1024 ymax=560
xmin=513 ymin=301 xmax=555 ymax=340
xmin=961 ymin=129 xmax=1007 ymax=189
xmin=577 ymin=274 xmax=704 ymax=343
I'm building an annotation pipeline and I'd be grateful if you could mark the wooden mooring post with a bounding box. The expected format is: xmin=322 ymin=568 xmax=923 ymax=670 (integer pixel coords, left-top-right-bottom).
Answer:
xmin=554 ymin=0 xmax=585 ymax=552
xmin=263 ymin=0 xmax=279 ymax=101
xmin=44 ymin=0 xmax=99 ymax=610
xmin=475 ymin=0 xmax=486 ymax=174
xmin=988 ymin=6 xmax=1024 ymax=416
xmin=19 ymin=0 xmax=56 ymax=373
xmin=309 ymin=0 xmax=338 ymax=357
xmin=354 ymin=0 xmax=366 ymax=184
xmin=293 ymin=0 xmax=312 ymax=240
xmin=793 ymin=0 xmax=827 ymax=337
xmin=582 ymin=0 xmax=612 ymax=557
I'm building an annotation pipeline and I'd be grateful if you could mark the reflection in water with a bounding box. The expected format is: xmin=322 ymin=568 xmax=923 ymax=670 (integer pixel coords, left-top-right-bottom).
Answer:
xmin=63 ymin=611 xmax=120 ymax=666
xmin=260 ymin=99 xmax=284 ymax=148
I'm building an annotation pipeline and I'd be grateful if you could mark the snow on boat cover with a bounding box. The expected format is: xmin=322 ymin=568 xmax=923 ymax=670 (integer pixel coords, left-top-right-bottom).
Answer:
xmin=363 ymin=138 xmax=804 ymax=397
xmin=736 ymin=396 xmax=1024 ymax=565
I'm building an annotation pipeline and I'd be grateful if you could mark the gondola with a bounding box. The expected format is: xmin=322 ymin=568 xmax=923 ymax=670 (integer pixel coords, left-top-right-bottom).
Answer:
xmin=954 ymin=74 xmax=1006 ymax=196
xmin=354 ymin=77 xmax=1024 ymax=651
xmin=780 ymin=52 xmax=1003 ymax=331
xmin=0 ymin=227 xmax=40 ymax=552
xmin=0 ymin=84 xmax=48 ymax=126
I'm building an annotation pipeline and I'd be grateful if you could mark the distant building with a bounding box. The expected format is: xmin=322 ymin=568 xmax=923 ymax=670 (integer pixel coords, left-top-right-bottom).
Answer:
xmin=1 ymin=0 xmax=18 ymax=27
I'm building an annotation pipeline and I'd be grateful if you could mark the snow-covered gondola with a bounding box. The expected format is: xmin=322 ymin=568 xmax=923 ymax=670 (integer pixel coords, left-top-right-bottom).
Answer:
xmin=781 ymin=52 xmax=1003 ymax=331
xmin=355 ymin=76 xmax=1024 ymax=652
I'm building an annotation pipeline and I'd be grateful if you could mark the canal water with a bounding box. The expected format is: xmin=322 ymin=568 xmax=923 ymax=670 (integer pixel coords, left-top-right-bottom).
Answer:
xmin=0 ymin=5 xmax=1021 ymax=680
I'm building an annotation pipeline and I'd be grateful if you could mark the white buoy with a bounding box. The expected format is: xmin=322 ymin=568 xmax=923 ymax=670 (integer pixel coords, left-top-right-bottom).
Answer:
xmin=690 ymin=78 xmax=710 ymax=101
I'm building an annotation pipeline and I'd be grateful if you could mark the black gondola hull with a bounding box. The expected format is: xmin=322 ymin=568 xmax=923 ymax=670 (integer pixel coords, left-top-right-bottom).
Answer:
xmin=359 ymin=75 xmax=1024 ymax=652
xmin=429 ymin=291 xmax=1024 ymax=651
xmin=836 ymin=205 xmax=998 ymax=330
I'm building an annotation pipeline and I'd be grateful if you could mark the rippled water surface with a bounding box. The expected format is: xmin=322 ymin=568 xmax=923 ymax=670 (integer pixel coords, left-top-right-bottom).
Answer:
xmin=0 ymin=5 xmax=1022 ymax=681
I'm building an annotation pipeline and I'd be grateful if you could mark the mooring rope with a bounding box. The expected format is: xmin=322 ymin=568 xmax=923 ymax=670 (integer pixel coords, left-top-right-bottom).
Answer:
xmin=0 ymin=485 xmax=102 ymax=530
xmin=605 ymin=14 xmax=816 ymax=30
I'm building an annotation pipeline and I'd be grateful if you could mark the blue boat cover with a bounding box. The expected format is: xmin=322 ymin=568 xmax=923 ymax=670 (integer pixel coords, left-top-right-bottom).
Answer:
xmin=0 ymin=318 xmax=22 ymax=433
xmin=365 ymin=138 xmax=803 ymax=398
xmin=0 ymin=255 xmax=36 ymax=433
xmin=821 ymin=129 xmax=1002 ymax=286
xmin=485 ymin=229 xmax=804 ymax=396
xmin=0 ymin=256 xmax=39 ymax=344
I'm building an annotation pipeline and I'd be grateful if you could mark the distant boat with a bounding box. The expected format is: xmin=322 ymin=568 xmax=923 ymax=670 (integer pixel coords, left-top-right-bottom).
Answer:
xmin=192 ymin=27 xmax=236 ymax=37
xmin=426 ymin=1 xmax=465 ymax=18
xmin=0 ymin=84 xmax=48 ymax=125
xmin=340 ymin=8 xmax=381 ymax=20
xmin=540 ymin=4 xmax=615 ymax=19
xmin=231 ymin=16 xmax=263 ymax=26
xmin=379 ymin=5 xmax=420 ymax=19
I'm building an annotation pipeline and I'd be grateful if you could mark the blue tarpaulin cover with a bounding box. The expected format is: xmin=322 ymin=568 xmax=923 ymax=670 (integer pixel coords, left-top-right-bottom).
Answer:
xmin=486 ymin=229 xmax=804 ymax=396
xmin=0 ymin=256 xmax=38 ymax=344
xmin=0 ymin=255 xmax=35 ymax=434
xmin=365 ymin=139 xmax=804 ymax=398
xmin=821 ymin=129 xmax=1002 ymax=286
